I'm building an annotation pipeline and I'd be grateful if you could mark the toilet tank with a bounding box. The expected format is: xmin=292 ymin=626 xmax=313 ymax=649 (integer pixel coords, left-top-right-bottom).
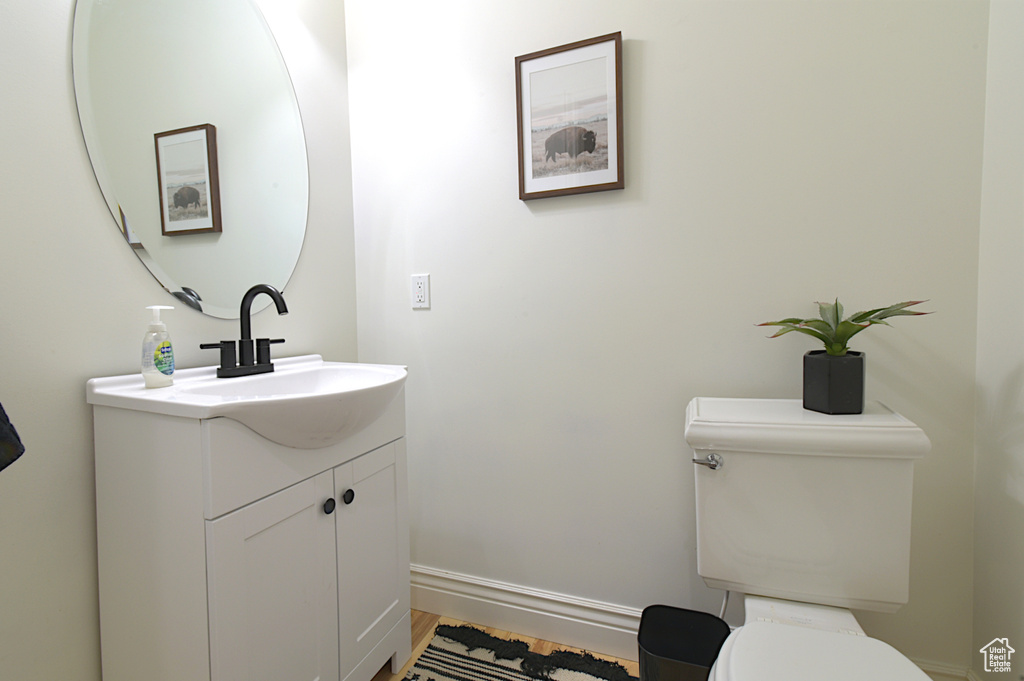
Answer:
xmin=684 ymin=398 xmax=930 ymax=613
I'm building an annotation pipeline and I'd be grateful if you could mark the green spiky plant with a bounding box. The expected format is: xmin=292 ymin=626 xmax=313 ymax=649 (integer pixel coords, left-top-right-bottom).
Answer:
xmin=758 ymin=299 xmax=931 ymax=357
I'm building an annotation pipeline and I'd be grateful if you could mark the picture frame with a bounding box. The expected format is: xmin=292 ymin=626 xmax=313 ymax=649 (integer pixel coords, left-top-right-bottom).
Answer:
xmin=516 ymin=32 xmax=623 ymax=201
xmin=154 ymin=123 xmax=222 ymax=236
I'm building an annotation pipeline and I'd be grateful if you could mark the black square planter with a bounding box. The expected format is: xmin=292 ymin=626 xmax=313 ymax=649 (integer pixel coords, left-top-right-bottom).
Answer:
xmin=803 ymin=350 xmax=864 ymax=415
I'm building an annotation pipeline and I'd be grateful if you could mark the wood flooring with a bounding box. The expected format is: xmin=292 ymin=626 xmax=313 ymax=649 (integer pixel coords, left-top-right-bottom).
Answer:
xmin=371 ymin=611 xmax=640 ymax=681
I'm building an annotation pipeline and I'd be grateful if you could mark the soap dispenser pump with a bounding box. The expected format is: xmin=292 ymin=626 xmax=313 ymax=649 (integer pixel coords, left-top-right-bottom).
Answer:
xmin=141 ymin=305 xmax=175 ymax=388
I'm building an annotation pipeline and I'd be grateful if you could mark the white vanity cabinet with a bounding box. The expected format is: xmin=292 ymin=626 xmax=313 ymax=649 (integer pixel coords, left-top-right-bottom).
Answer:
xmin=91 ymin=389 xmax=411 ymax=681
xmin=206 ymin=469 xmax=340 ymax=681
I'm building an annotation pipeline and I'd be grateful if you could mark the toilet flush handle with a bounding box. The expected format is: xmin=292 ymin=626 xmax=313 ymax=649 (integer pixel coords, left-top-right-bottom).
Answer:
xmin=692 ymin=453 xmax=723 ymax=470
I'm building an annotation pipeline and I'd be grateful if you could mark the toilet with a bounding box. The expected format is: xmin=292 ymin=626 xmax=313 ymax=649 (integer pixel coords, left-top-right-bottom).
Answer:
xmin=683 ymin=397 xmax=932 ymax=680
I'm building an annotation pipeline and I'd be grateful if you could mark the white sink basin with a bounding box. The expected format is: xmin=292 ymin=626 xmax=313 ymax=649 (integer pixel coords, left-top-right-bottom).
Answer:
xmin=86 ymin=355 xmax=407 ymax=449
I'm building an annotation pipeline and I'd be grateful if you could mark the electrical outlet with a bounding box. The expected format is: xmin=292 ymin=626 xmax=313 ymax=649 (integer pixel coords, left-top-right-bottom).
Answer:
xmin=411 ymin=274 xmax=430 ymax=309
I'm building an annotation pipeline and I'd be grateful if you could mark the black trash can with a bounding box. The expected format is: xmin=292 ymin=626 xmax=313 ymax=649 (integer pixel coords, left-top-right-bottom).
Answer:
xmin=638 ymin=605 xmax=731 ymax=681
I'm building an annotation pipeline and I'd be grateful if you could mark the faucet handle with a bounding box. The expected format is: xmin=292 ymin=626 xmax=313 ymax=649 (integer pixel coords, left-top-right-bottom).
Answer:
xmin=255 ymin=338 xmax=285 ymax=365
xmin=200 ymin=341 xmax=237 ymax=371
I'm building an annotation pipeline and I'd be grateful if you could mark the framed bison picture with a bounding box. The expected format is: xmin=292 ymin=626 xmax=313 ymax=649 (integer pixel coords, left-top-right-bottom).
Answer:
xmin=516 ymin=32 xmax=623 ymax=201
xmin=154 ymin=123 xmax=222 ymax=235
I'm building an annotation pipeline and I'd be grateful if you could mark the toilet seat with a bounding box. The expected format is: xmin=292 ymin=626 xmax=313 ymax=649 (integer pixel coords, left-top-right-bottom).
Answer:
xmin=711 ymin=621 xmax=930 ymax=681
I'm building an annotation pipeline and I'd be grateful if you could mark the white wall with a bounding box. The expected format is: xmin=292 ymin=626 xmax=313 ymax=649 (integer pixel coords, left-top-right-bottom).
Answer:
xmin=347 ymin=0 xmax=986 ymax=674
xmin=0 ymin=1 xmax=357 ymax=678
xmin=974 ymin=1 xmax=1024 ymax=678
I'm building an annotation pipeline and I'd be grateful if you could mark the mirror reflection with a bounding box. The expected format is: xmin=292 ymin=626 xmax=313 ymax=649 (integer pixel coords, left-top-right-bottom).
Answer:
xmin=72 ymin=0 xmax=309 ymax=319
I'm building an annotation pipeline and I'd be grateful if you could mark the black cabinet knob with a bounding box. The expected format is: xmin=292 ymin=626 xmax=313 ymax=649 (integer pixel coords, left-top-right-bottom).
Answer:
xmin=342 ymin=489 xmax=355 ymax=505
xmin=323 ymin=498 xmax=336 ymax=515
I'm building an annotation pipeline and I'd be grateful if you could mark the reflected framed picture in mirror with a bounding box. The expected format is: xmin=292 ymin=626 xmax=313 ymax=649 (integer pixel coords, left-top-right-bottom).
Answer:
xmin=155 ymin=124 xmax=222 ymax=236
xmin=516 ymin=32 xmax=623 ymax=201
xmin=117 ymin=205 xmax=143 ymax=249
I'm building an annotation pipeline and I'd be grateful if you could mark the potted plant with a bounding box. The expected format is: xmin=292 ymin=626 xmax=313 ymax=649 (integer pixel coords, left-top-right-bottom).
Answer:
xmin=758 ymin=299 xmax=931 ymax=414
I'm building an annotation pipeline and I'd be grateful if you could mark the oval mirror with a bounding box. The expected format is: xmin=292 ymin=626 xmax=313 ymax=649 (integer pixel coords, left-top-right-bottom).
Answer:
xmin=72 ymin=0 xmax=308 ymax=319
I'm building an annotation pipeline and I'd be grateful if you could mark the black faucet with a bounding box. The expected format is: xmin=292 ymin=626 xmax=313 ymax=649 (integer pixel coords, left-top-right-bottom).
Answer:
xmin=201 ymin=284 xmax=288 ymax=378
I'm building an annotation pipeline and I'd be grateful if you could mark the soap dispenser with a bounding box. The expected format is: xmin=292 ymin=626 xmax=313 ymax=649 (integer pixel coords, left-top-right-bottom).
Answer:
xmin=141 ymin=305 xmax=175 ymax=388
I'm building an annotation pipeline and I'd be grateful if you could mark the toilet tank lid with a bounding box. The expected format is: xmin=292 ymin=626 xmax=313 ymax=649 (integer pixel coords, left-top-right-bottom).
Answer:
xmin=685 ymin=398 xmax=930 ymax=459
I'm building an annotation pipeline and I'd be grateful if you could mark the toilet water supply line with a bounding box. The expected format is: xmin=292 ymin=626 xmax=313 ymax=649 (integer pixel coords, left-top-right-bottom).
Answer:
xmin=720 ymin=590 xmax=730 ymax=620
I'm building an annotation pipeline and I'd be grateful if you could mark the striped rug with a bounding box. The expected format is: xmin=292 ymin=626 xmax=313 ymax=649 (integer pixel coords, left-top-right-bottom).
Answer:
xmin=405 ymin=625 xmax=637 ymax=681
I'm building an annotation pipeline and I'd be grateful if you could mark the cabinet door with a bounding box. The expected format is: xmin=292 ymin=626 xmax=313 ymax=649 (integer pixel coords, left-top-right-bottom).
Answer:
xmin=207 ymin=471 xmax=340 ymax=681
xmin=336 ymin=443 xmax=404 ymax=680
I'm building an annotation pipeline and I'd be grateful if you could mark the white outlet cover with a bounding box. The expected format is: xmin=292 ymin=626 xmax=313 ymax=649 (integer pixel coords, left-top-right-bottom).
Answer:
xmin=411 ymin=274 xmax=430 ymax=309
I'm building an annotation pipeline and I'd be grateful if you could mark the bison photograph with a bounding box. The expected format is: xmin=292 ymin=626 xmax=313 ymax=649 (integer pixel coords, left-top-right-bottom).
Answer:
xmin=544 ymin=126 xmax=597 ymax=163
xmin=167 ymin=183 xmax=208 ymax=221
xmin=173 ymin=186 xmax=201 ymax=211
xmin=530 ymin=118 xmax=609 ymax=180
xmin=516 ymin=33 xmax=621 ymax=198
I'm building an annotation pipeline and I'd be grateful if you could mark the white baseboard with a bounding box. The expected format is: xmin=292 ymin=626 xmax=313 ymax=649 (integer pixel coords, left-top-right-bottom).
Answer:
xmin=913 ymin=659 xmax=973 ymax=681
xmin=411 ymin=564 xmax=975 ymax=680
xmin=963 ymin=667 xmax=984 ymax=681
xmin=410 ymin=564 xmax=643 ymax=661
